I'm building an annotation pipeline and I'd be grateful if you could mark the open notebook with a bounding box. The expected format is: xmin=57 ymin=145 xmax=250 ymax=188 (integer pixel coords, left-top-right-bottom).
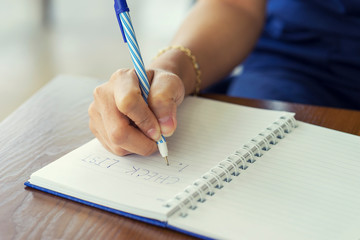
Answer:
xmin=25 ymin=97 xmax=360 ymax=240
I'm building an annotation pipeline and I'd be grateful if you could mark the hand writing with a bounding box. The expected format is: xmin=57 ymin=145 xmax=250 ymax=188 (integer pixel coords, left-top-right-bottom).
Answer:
xmin=88 ymin=68 xmax=185 ymax=156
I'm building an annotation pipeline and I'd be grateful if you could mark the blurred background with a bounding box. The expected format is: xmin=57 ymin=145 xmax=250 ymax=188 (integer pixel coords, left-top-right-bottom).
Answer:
xmin=0 ymin=0 xmax=192 ymax=121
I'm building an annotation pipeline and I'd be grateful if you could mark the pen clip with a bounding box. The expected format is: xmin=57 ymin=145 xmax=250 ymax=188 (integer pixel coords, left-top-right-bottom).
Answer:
xmin=114 ymin=0 xmax=129 ymax=43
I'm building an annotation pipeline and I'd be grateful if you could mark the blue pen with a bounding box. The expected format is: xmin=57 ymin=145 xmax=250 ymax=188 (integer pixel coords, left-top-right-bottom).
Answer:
xmin=114 ymin=0 xmax=169 ymax=165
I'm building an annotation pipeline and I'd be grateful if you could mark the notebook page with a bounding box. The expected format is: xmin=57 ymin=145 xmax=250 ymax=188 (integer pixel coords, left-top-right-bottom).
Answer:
xmin=169 ymin=122 xmax=360 ymax=240
xmin=29 ymin=97 xmax=290 ymax=221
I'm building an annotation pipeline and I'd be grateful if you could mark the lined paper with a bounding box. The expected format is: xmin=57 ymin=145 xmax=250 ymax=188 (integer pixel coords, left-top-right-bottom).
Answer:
xmin=28 ymin=97 xmax=289 ymax=221
xmin=169 ymin=122 xmax=360 ymax=240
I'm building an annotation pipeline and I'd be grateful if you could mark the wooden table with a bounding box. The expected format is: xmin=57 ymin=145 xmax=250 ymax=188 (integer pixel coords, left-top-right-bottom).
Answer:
xmin=1 ymin=75 xmax=359 ymax=240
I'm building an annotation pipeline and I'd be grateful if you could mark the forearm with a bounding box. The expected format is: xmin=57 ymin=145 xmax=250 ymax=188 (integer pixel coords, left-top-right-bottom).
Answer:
xmin=150 ymin=0 xmax=266 ymax=95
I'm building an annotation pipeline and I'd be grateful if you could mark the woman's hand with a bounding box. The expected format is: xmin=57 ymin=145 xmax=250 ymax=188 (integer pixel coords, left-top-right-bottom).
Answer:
xmin=88 ymin=68 xmax=185 ymax=156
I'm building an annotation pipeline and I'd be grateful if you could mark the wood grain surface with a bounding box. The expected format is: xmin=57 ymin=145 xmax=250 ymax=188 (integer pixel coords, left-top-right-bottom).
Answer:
xmin=1 ymin=76 xmax=359 ymax=240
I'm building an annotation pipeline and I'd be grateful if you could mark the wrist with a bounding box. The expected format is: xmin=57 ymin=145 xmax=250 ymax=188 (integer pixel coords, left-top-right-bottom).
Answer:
xmin=150 ymin=47 xmax=201 ymax=96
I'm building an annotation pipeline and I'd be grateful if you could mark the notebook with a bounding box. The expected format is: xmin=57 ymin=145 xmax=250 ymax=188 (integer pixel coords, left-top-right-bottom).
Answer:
xmin=25 ymin=96 xmax=360 ymax=240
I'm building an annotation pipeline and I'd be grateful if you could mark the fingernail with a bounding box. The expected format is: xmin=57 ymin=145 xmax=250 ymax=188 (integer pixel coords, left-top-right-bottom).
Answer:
xmin=147 ymin=128 xmax=160 ymax=141
xmin=158 ymin=116 xmax=175 ymax=137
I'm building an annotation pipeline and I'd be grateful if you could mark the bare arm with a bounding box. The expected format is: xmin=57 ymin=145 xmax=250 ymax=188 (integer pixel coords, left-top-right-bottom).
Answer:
xmin=150 ymin=0 xmax=266 ymax=94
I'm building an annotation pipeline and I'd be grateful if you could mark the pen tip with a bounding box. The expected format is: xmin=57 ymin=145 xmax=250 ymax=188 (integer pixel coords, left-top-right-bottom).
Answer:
xmin=165 ymin=156 xmax=169 ymax=166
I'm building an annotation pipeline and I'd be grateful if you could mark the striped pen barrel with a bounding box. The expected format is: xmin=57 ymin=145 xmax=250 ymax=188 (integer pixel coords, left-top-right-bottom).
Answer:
xmin=114 ymin=0 xmax=169 ymax=165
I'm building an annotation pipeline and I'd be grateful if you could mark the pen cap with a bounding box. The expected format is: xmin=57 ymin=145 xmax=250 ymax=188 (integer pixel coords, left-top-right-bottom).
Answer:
xmin=114 ymin=0 xmax=129 ymax=13
xmin=114 ymin=0 xmax=129 ymax=43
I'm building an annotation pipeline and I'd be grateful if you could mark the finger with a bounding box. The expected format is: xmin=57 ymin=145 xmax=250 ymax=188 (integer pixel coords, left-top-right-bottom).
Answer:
xmin=101 ymin=108 xmax=158 ymax=156
xmin=112 ymin=69 xmax=162 ymax=141
xmin=91 ymin=127 xmax=120 ymax=155
xmin=89 ymin=102 xmax=129 ymax=155
xmin=148 ymin=71 xmax=185 ymax=137
xmin=150 ymin=96 xmax=177 ymax=137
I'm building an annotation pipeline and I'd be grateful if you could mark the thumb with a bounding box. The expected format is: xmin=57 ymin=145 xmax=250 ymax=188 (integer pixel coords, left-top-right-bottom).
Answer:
xmin=148 ymin=70 xmax=185 ymax=137
xmin=152 ymin=101 xmax=177 ymax=137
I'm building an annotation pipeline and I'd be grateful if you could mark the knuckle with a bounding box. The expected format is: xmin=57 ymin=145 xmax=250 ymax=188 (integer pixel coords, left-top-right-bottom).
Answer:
xmin=88 ymin=119 xmax=95 ymax=132
xmin=142 ymin=144 xmax=157 ymax=156
xmin=88 ymin=102 xmax=96 ymax=116
xmin=149 ymin=93 xmax=176 ymax=111
xmin=93 ymin=85 xmax=105 ymax=99
xmin=128 ymin=68 xmax=137 ymax=77
xmin=148 ymin=92 xmax=168 ymax=106
xmin=117 ymin=92 xmax=141 ymax=115
xmin=88 ymin=121 xmax=101 ymax=138
xmin=111 ymin=145 xmax=128 ymax=156
xmin=111 ymin=69 xmax=126 ymax=80
xmin=108 ymin=126 xmax=127 ymax=145
xmin=110 ymin=68 xmax=133 ymax=83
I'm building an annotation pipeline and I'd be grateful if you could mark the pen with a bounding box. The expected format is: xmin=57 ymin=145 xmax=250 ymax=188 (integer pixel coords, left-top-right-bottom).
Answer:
xmin=114 ymin=0 xmax=169 ymax=165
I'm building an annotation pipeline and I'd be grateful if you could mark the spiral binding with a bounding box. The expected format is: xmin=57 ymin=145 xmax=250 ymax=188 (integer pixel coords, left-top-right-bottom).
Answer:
xmin=164 ymin=114 xmax=298 ymax=218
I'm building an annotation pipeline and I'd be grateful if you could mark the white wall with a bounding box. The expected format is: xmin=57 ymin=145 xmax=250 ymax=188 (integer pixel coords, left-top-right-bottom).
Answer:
xmin=0 ymin=0 xmax=191 ymax=121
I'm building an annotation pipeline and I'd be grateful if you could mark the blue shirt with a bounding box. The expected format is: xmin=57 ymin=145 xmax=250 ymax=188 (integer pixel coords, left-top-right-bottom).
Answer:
xmin=267 ymin=0 xmax=360 ymax=38
xmin=224 ymin=0 xmax=360 ymax=110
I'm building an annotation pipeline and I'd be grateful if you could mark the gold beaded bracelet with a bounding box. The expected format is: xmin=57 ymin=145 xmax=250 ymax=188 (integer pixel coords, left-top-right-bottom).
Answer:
xmin=154 ymin=45 xmax=202 ymax=96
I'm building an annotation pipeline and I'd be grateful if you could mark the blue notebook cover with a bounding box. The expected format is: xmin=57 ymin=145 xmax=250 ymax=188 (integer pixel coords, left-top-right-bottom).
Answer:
xmin=24 ymin=181 xmax=211 ymax=240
